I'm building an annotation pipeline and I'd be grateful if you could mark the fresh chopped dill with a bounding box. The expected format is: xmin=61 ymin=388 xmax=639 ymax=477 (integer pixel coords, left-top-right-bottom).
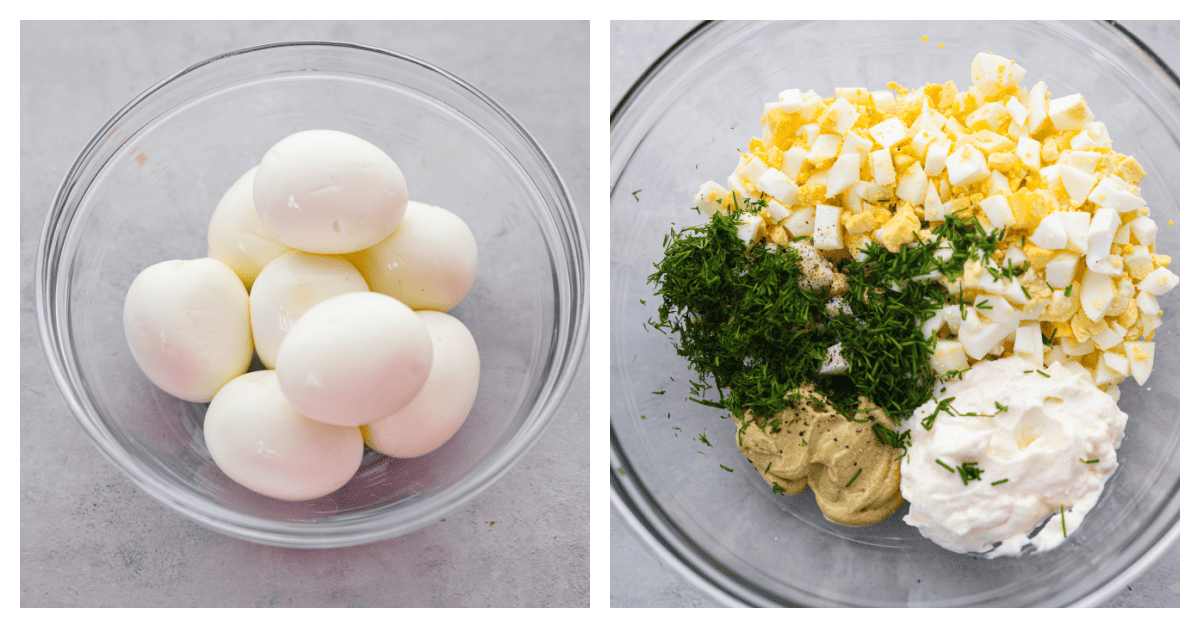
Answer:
xmin=935 ymin=459 xmax=955 ymax=473
xmin=921 ymin=396 xmax=957 ymax=430
xmin=872 ymin=423 xmax=912 ymax=458
xmin=1037 ymin=370 xmax=1050 ymax=378
xmin=772 ymin=482 xmax=786 ymax=493
xmin=994 ymin=401 xmax=1009 ymax=412
xmin=648 ymin=204 xmax=943 ymax=422
xmin=651 ymin=390 xmax=665 ymax=395
xmin=955 ymin=461 xmax=984 ymax=485
xmin=699 ymin=430 xmax=711 ymax=447
xmin=632 ymin=190 xmax=641 ymax=201
xmin=1064 ymin=285 xmax=1072 ymax=297
xmin=1081 ymin=458 xmax=1099 ymax=464
xmin=720 ymin=464 xmax=734 ymax=472
xmin=845 ymin=468 xmax=863 ymax=487
xmin=991 ymin=478 xmax=1009 ymax=486
xmin=943 ymin=368 xmax=971 ymax=380
xmin=1061 ymin=505 xmax=1067 ymax=537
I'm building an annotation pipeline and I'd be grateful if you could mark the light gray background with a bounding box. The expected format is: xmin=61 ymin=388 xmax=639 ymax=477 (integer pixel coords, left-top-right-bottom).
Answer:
xmin=21 ymin=21 xmax=589 ymax=608
xmin=610 ymin=19 xmax=1180 ymax=608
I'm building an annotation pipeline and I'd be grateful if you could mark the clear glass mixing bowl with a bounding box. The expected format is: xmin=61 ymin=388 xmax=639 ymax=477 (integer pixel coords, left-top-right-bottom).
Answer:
xmin=611 ymin=21 xmax=1178 ymax=607
xmin=37 ymin=42 xmax=588 ymax=548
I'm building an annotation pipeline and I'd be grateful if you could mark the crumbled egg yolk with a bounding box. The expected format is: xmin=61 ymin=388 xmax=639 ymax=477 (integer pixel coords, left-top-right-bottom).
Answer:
xmin=692 ymin=52 xmax=1178 ymax=396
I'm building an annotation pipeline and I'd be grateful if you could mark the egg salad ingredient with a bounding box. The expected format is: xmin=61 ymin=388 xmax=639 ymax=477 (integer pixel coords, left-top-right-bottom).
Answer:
xmin=123 ymin=258 xmax=253 ymax=403
xmin=253 ymin=129 xmax=409 ymax=254
xmin=275 ymin=291 xmax=433 ymax=427
xmin=649 ymin=202 xmax=945 ymax=428
xmin=362 ymin=310 xmax=480 ymax=458
xmin=204 ymin=370 xmax=364 ymax=502
xmin=737 ymin=384 xmax=905 ymax=526
xmin=249 ymin=250 xmax=369 ymax=368
xmin=206 ymin=166 xmax=294 ymax=290
xmin=345 ymin=201 xmax=479 ymax=312
xmin=126 ymin=129 xmax=483 ymax=502
xmin=692 ymin=52 xmax=1177 ymax=398
xmin=901 ymin=357 xmax=1126 ymax=557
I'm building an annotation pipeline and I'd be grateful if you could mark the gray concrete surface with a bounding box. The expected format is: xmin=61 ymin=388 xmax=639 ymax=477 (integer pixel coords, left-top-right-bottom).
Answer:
xmin=610 ymin=19 xmax=1180 ymax=608
xmin=21 ymin=21 xmax=588 ymax=608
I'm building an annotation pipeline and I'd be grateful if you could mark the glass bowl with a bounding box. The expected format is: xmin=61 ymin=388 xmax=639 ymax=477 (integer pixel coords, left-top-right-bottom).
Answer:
xmin=37 ymin=41 xmax=588 ymax=548
xmin=611 ymin=21 xmax=1178 ymax=607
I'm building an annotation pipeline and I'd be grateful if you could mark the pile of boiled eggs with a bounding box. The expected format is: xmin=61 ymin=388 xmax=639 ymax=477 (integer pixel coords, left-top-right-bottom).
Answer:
xmin=123 ymin=130 xmax=480 ymax=501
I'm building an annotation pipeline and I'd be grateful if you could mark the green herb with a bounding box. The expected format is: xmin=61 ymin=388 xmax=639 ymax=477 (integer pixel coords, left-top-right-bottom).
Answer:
xmin=1061 ymin=505 xmax=1067 ymax=538
xmin=652 ymin=390 xmax=665 ymax=395
xmin=1064 ymin=285 xmax=1072 ymax=297
xmin=984 ymin=355 xmax=996 ymax=360
xmin=943 ymin=368 xmax=971 ymax=380
xmin=955 ymin=461 xmax=984 ymax=485
xmin=977 ymin=299 xmax=993 ymax=310
xmin=935 ymin=458 xmax=955 ymax=473
xmin=1037 ymin=370 xmax=1050 ymax=378
xmin=720 ymin=464 xmax=734 ymax=472
xmin=991 ymin=478 xmax=1009 ymax=486
xmin=632 ymin=190 xmax=641 ymax=201
xmin=994 ymin=401 xmax=1009 ymax=412
xmin=772 ymin=482 xmax=786 ymax=493
xmin=1081 ymin=458 xmax=1099 ymax=464
xmin=699 ymin=430 xmax=711 ymax=447
xmin=846 ymin=468 xmax=863 ymax=487
xmin=873 ymin=423 xmax=912 ymax=458
xmin=929 ymin=215 xmax=1007 ymax=283
xmin=648 ymin=204 xmax=943 ymax=422
xmin=764 ymin=461 xmax=772 ymax=473
xmin=1021 ymin=285 xmax=1031 ymax=299
xmin=921 ymin=397 xmax=957 ymax=430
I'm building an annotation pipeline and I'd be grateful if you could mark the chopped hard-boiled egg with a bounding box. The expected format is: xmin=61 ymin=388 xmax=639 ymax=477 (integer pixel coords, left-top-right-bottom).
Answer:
xmin=690 ymin=52 xmax=1176 ymax=393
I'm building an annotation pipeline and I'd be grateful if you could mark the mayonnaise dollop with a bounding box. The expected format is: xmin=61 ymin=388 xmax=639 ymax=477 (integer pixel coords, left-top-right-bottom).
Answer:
xmin=900 ymin=357 xmax=1127 ymax=557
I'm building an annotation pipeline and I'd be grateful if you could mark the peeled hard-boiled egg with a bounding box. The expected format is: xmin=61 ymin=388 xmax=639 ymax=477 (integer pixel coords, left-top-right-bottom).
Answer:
xmin=275 ymin=291 xmax=433 ymax=427
xmin=345 ymin=201 xmax=478 ymax=312
xmin=362 ymin=310 xmax=480 ymax=458
xmin=249 ymin=251 xmax=368 ymax=369
xmin=253 ymin=130 xmax=408 ymax=254
xmin=204 ymin=370 xmax=363 ymax=501
xmin=206 ymin=166 xmax=294 ymax=290
xmin=123 ymin=258 xmax=253 ymax=403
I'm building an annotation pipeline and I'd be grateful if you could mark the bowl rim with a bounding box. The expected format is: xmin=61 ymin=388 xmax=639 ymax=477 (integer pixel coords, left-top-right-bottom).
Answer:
xmin=609 ymin=19 xmax=1178 ymax=607
xmin=37 ymin=40 xmax=589 ymax=548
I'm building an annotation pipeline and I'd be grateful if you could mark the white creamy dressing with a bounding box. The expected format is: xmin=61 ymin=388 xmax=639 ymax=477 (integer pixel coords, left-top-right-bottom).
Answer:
xmin=900 ymin=357 xmax=1127 ymax=557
